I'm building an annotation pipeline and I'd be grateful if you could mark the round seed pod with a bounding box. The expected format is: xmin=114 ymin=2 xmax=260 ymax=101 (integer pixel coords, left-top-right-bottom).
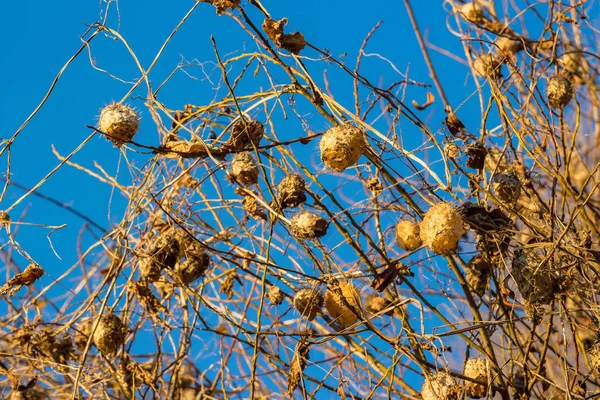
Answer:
xmin=466 ymin=256 xmax=491 ymax=296
xmin=227 ymin=119 xmax=264 ymax=151
xmin=421 ymin=372 xmax=462 ymax=400
xmin=267 ymin=286 xmax=285 ymax=306
xmin=141 ymin=232 xmax=181 ymax=281
xmin=459 ymin=2 xmax=486 ymax=23
xmin=492 ymin=171 xmax=521 ymax=203
xmin=365 ymin=294 xmax=394 ymax=316
xmin=276 ymin=174 xmax=307 ymax=208
xmin=324 ymin=281 xmax=361 ymax=327
xmin=464 ymin=358 xmax=489 ymax=398
xmin=99 ymin=103 xmax=140 ymax=147
xmin=395 ymin=220 xmax=422 ymax=251
xmin=511 ymin=250 xmax=554 ymax=305
xmin=495 ymin=36 xmax=523 ymax=57
xmin=93 ymin=314 xmax=126 ymax=354
xmin=230 ymin=152 xmax=259 ymax=186
xmin=290 ymin=212 xmax=328 ymax=239
xmin=547 ymin=75 xmax=573 ymax=109
xmin=293 ymin=288 xmax=323 ymax=321
xmin=320 ymin=123 xmax=365 ymax=172
xmin=589 ymin=342 xmax=600 ymax=375
xmin=420 ymin=202 xmax=467 ymax=255
xmin=473 ymin=54 xmax=503 ymax=79
xmin=175 ymin=253 xmax=210 ymax=284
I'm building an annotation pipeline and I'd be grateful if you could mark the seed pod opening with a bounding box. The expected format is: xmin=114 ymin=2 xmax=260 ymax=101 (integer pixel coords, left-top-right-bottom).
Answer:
xmin=175 ymin=253 xmax=210 ymax=284
xmin=230 ymin=152 xmax=259 ymax=186
xmin=547 ymin=75 xmax=573 ymax=109
xmin=267 ymin=286 xmax=285 ymax=306
xmin=395 ymin=220 xmax=422 ymax=251
xmin=320 ymin=123 xmax=365 ymax=172
xmin=290 ymin=211 xmax=328 ymax=239
xmin=293 ymin=288 xmax=323 ymax=321
xmin=420 ymin=202 xmax=467 ymax=255
xmin=464 ymin=358 xmax=489 ymax=398
xmin=324 ymin=281 xmax=361 ymax=327
xmin=511 ymin=250 xmax=554 ymax=305
xmin=93 ymin=314 xmax=126 ymax=354
xmin=492 ymin=171 xmax=521 ymax=203
xmin=466 ymin=256 xmax=491 ymax=296
xmin=276 ymin=174 xmax=307 ymax=209
xmin=226 ymin=119 xmax=264 ymax=151
xmin=473 ymin=54 xmax=503 ymax=79
xmin=99 ymin=103 xmax=140 ymax=147
xmin=459 ymin=2 xmax=486 ymax=23
xmin=421 ymin=372 xmax=462 ymax=400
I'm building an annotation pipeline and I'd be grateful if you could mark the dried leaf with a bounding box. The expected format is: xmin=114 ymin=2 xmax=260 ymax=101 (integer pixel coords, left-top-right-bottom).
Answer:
xmin=0 ymin=264 xmax=44 ymax=296
xmin=412 ymin=91 xmax=435 ymax=110
xmin=287 ymin=337 xmax=310 ymax=396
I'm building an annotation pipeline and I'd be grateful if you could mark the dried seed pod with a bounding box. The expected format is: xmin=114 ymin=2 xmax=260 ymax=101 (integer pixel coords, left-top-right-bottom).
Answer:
xmin=465 ymin=142 xmax=488 ymax=170
xmin=473 ymin=54 xmax=503 ymax=79
xmin=9 ymin=388 xmax=45 ymax=400
xmin=226 ymin=119 xmax=264 ymax=151
xmin=99 ymin=103 xmax=140 ymax=147
xmin=459 ymin=2 xmax=486 ymax=23
xmin=395 ymin=220 xmax=422 ymax=251
xmin=420 ymin=203 xmax=467 ymax=255
xmin=495 ymin=36 xmax=523 ymax=57
xmin=141 ymin=232 xmax=181 ymax=281
xmin=484 ymin=147 xmax=509 ymax=173
xmin=287 ymin=337 xmax=310 ymax=396
xmin=421 ymin=372 xmax=462 ymax=400
xmin=589 ymin=342 xmax=600 ymax=375
xmin=267 ymin=286 xmax=285 ymax=305
xmin=324 ymin=281 xmax=361 ymax=327
xmin=293 ymin=288 xmax=323 ymax=321
xmin=444 ymin=143 xmax=460 ymax=159
xmin=320 ymin=123 xmax=365 ymax=172
xmin=175 ymin=253 xmax=210 ymax=284
xmin=464 ymin=358 xmax=489 ymax=398
xmin=365 ymin=294 xmax=394 ymax=316
xmin=230 ymin=152 xmax=259 ymax=186
xmin=290 ymin=211 xmax=328 ymax=239
xmin=492 ymin=171 xmax=521 ymax=203
xmin=511 ymin=250 xmax=554 ymax=305
xmin=93 ymin=314 xmax=126 ymax=354
xmin=276 ymin=174 xmax=307 ymax=208
xmin=466 ymin=256 xmax=491 ymax=296
xmin=547 ymin=75 xmax=573 ymax=109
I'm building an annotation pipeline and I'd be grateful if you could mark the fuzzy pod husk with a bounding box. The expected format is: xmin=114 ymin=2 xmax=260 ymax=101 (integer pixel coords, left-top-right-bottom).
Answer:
xmin=93 ymin=314 xmax=127 ymax=354
xmin=230 ymin=152 xmax=259 ymax=186
xmin=547 ymin=75 xmax=573 ymax=109
xmin=395 ymin=220 xmax=422 ymax=251
xmin=320 ymin=123 xmax=365 ymax=172
xmin=420 ymin=203 xmax=467 ymax=254
xmin=293 ymin=288 xmax=323 ymax=321
xmin=290 ymin=212 xmax=328 ymax=239
xmin=99 ymin=103 xmax=140 ymax=147
xmin=324 ymin=281 xmax=361 ymax=327
xmin=421 ymin=372 xmax=462 ymax=400
xmin=464 ymin=358 xmax=489 ymax=398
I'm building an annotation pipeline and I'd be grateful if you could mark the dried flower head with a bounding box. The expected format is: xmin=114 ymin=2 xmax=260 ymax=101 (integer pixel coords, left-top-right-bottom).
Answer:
xmin=320 ymin=123 xmax=365 ymax=172
xmin=99 ymin=103 xmax=140 ymax=147
xmin=395 ymin=220 xmax=422 ymax=251
xmin=420 ymin=202 xmax=467 ymax=254
xmin=324 ymin=281 xmax=361 ymax=327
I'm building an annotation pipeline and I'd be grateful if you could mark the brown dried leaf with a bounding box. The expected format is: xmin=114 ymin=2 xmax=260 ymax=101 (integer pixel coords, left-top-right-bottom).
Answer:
xmin=262 ymin=18 xmax=306 ymax=54
xmin=0 ymin=264 xmax=44 ymax=296
xmin=445 ymin=105 xmax=465 ymax=135
xmin=412 ymin=91 xmax=435 ymax=110
xmin=287 ymin=337 xmax=310 ymax=396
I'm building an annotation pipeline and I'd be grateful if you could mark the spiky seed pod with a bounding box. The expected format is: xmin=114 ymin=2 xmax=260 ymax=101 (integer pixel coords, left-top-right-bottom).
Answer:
xmin=395 ymin=220 xmax=422 ymax=251
xmin=492 ymin=171 xmax=521 ymax=203
xmin=320 ymin=123 xmax=365 ymax=172
xmin=473 ymin=54 xmax=503 ymax=79
xmin=496 ymin=36 xmax=523 ymax=57
xmin=324 ymin=281 xmax=361 ymax=327
xmin=421 ymin=372 xmax=462 ymax=400
xmin=466 ymin=256 xmax=491 ymax=296
xmin=142 ymin=232 xmax=181 ymax=281
xmin=293 ymin=288 xmax=323 ymax=321
xmin=175 ymin=253 xmax=210 ymax=284
xmin=93 ymin=314 xmax=126 ymax=354
xmin=230 ymin=152 xmax=259 ymax=186
xmin=459 ymin=2 xmax=486 ymax=23
xmin=547 ymin=75 xmax=573 ymax=109
xmin=267 ymin=286 xmax=285 ymax=305
xmin=589 ymin=342 xmax=600 ymax=375
xmin=276 ymin=174 xmax=307 ymax=208
xmin=511 ymin=250 xmax=554 ymax=305
xmin=420 ymin=203 xmax=467 ymax=255
xmin=99 ymin=103 xmax=140 ymax=147
xmin=464 ymin=358 xmax=489 ymax=398
xmin=227 ymin=119 xmax=264 ymax=151
xmin=290 ymin=211 xmax=328 ymax=239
